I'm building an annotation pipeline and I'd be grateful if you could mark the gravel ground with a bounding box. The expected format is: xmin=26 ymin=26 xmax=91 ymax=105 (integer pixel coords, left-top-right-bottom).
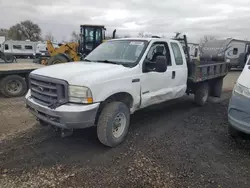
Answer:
xmin=1 ymin=71 xmax=249 ymax=188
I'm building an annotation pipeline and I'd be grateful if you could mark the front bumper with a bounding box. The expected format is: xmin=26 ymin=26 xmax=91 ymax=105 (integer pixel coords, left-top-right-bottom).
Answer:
xmin=228 ymin=92 xmax=250 ymax=134
xmin=25 ymin=92 xmax=100 ymax=129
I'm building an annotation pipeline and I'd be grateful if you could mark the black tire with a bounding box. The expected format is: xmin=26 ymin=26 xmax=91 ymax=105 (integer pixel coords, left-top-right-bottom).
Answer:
xmin=228 ymin=124 xmax=241 ymax=138
xmin=211 ymin=78 xmax=223 ymax=97
xmin=194 ymin=82 xmax=210 ymax=106
xmin=97 ymin=101 xmax=130 ymax=147
xmin=238 ymin=52 xmax=247 ymax=69
xmin=0 ymin=75 xmax=27 ymax=97
xmin=47 ymin=54 xmax=69 ymax=65
xmin=39 ymin=119 xmax=47 ymax=126
xmin=3 ymin=54 xmax=14 ymax=63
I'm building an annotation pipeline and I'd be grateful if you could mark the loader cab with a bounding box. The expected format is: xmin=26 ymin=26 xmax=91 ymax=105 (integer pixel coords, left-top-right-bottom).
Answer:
xmin=80 ymin=24 xmax=106 ymax=56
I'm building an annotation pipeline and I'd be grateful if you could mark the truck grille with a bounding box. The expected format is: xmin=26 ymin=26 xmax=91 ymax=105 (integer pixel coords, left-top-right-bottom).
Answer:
xmin=29 ymin=74 xmax=68 ymax=106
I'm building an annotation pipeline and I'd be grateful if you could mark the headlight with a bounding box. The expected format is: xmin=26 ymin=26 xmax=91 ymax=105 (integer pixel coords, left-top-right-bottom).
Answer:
xmin=234 ymin=83 xmax=250 ymax=98
xmin=68 ymin=85 xmax=93 ymax=104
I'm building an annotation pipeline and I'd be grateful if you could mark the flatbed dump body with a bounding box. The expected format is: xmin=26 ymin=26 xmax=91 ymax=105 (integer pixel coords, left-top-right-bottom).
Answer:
xmin=0 ymin=63 xmax=44 ymax=74
xmin=187 ymin=60 xmax=230 ymax=83
xmin=0 ymin=63 xmax=44 ymax=97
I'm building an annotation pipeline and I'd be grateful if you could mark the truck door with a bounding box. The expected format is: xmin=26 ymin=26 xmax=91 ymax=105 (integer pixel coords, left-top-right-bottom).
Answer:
xmin=140 ymin=41 xmax=176 ymax=108
xmin=169 ymin=41 xmax=188 ymax=96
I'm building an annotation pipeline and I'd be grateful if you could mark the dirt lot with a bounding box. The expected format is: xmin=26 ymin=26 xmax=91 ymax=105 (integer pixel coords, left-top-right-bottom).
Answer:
xmin=1 ymin=71 xmax=250 ymax=188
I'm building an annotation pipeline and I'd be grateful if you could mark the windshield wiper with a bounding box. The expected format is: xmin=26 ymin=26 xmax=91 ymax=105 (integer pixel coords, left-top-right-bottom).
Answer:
xmin=83 ymin=58 xmax=92 ymax=62
xmin=95 ymin=60 xmax=121 ymax=65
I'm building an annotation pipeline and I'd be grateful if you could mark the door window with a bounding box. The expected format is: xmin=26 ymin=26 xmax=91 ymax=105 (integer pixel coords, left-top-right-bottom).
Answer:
xmin=233 ymin=48 xmax=238 ymax=55
xmin=5 ymin=44 xmax=9 ymax=50
xmin=145 ymin=42 xmax=171 ymax=66
xmin=95 ymin=28 xmax=102 ymax=42
xmin=85 ymin=27 xmax=94 ymax=42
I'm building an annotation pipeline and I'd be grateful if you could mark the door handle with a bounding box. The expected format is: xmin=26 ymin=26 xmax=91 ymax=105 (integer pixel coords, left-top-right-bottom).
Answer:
xmin=172 ymin=71 xmax=176 ymax=79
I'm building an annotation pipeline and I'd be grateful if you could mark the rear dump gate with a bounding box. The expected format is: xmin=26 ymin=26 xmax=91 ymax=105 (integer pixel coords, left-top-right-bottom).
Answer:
xmin=186 ymin=60 xmax=230 ymax=106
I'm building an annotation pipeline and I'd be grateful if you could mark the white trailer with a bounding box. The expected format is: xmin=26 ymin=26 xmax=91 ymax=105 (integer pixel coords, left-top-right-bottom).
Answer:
xmin=187 ymin=43 xmax=200 ymax=60
xmin=0 ymin=36 xmax=5 ymax=52
xmin=201 ymin=38 xmax=250 ymax=68
xmin=2 ymin=40 xmax=38 ymax=58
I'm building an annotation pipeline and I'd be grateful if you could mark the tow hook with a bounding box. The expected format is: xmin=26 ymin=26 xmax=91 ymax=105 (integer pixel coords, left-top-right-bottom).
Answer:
xmin=61 ymin=129 xmax=74 ymax=138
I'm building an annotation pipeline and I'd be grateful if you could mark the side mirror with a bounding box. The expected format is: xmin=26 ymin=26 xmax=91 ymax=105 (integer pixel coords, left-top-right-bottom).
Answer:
xmin=155 ymin=56 xmax=168 ymax=72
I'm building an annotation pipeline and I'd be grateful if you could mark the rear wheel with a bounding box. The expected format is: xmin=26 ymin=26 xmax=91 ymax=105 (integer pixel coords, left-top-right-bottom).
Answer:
xmin=0 ymin=75 xmax=27 ymax=97
xmin=97 ymin=101 xmax=130 ymax=147
xmin=47 ymin=54 xmax=69 ymax=65
xmin=194 ymin=82 xmax=210 ymax=106
xmin=3 ymin=54 xmax=15 ymax=63
xmin=211 ymin=78 xmax=223 ymax=97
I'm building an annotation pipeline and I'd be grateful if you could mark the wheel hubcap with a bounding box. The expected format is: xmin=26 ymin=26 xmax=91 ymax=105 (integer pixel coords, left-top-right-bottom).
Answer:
xmin=6 ymin=80 xmax=22 ymax=94
xmin=112 ymin=112 xmax=126 ymax=138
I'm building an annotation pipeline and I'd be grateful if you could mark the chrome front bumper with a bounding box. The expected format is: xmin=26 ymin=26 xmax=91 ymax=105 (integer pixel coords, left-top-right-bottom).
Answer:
xmin=25 ymin=91 xmax=100 ymax=129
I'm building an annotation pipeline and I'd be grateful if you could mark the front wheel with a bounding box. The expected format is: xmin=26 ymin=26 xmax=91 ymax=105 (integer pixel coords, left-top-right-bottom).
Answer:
xmin=97 ymin=102 xmax=130 ymax=147
xmin=228 ymin=124 xmax=241 ymax=138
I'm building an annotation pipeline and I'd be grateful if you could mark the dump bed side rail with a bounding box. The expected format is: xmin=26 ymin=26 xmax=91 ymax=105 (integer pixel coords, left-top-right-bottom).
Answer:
xmin=187 ymin=61 xmax=230 ymax=83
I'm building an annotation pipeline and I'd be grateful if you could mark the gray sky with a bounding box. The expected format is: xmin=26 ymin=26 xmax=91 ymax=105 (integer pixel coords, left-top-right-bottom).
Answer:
xmin=0 ymin=0 xmax=250 ymax=42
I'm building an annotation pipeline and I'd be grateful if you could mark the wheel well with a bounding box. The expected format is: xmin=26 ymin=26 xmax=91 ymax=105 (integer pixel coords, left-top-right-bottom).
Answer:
xmin=103 ymin=92 xmax=133 ymax=108
xmin=95 ymin=92 xmax=134 ymax=124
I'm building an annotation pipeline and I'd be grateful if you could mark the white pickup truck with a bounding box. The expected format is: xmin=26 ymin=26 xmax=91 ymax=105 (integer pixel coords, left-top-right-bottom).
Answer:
xmin=25 ymin=35 xmax=230 ymax=147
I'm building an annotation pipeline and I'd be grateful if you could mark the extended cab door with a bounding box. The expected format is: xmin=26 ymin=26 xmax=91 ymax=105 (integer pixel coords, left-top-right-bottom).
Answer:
xmin=168 ymin=41 xmax=188 ymax=97
xmin=140 ymin=40 xmax=184 ymax=108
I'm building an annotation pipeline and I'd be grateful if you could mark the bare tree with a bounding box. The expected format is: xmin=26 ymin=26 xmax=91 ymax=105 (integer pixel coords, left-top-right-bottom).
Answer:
xmin=138 ymin=31 xmax=144 ymax=37
xmin=199 ymin=35 xmax=216 ymax=47
xmin=123 ymin=35 xmax=131 ymax=38
xmin=0 ymin=28 xmax=8 ymax=38
xmin=199 ymin=35 xmax=217 ymax=52
xmin=71 ymin=31 xmax=80 ymax=42
xmin=44 ymin=32 xmax=54 ymax=41
xmin=8 ymin=20 xmax=41 ymax=41
xmin=137 ymin=31 xmax=152 ymax=38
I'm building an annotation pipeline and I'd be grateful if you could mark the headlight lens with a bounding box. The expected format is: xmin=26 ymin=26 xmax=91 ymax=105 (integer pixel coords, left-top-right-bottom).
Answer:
xmin=68 ymin=85 xmax=93 ymax=104
xmin=234 ymin=83 xmax=250 ymax=98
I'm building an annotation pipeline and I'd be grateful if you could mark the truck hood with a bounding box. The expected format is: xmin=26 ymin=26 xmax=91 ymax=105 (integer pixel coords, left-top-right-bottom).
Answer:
xmin=31 ymin=61 xmax=132 ymax=85
xmin=237 ymin=63 xmax=250 ymax=88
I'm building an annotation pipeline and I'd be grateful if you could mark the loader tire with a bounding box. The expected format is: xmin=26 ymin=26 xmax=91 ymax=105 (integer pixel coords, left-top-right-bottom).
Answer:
xmin=0 ymin=75 xmax=27 ymax=97
xmin=238 ymin=52 xmax=247 ymax=69
xmin=47 ymin=55 xmax=69 ymax=65
xmin=194 ymin=82 xmax=210 ymax=106
xmin=97 ymin=102 xmax=130 ymax=147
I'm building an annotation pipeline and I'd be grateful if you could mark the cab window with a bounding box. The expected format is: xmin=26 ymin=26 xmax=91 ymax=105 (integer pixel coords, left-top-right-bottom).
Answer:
xmin=145 ymin=42 xmax=171 ymax=66
xmin=171 ymin=42 xmax=184 ymax=65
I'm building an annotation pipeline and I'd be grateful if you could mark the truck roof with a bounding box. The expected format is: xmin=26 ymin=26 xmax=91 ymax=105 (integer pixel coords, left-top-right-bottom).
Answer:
xmin=110 ymin=37 xmax=178 ymax=43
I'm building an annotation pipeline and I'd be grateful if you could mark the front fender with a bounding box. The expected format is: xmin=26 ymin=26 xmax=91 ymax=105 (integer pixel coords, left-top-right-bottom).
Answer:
xmin=91 ymin=80 xmax=141 ymax=111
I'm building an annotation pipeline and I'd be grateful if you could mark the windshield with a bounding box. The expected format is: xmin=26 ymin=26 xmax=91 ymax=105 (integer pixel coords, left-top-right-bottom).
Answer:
xmin=84 ymin=40 xmax=148 ymax=65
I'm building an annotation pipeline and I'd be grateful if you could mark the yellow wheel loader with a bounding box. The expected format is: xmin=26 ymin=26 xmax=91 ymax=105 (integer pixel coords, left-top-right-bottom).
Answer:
xmin=43 ymin=25 xmax=116 ymax=65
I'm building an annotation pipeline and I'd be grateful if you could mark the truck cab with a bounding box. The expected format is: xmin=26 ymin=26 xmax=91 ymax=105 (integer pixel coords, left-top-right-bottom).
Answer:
xmin=25 ymin=36 xmax=229 ymax=147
